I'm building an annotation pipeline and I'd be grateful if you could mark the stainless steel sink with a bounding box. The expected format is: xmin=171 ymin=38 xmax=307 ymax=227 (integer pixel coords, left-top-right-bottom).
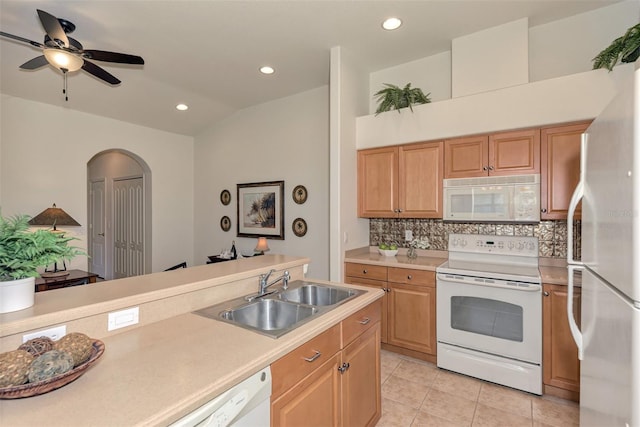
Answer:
xmin=278 ymin=283 xmax=358 ymax=306
xmin=194 ymin=280 xmax=364 ymax=338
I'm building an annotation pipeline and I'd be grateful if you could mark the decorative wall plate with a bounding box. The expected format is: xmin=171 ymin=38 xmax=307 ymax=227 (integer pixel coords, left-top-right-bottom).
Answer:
xmin=220 ymin=189 xmax=231 ymax=206
xmin=292 ymin=217 xmax=308 ymax=237
xmin=292 ymin=185 xmax=308 ymax=204
xmin=220 ymin=216 xmax=231 ymax=232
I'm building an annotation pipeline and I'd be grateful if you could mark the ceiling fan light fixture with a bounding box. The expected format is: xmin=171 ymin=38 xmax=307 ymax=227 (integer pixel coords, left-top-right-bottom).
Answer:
xmin=43 ymin=48 xmax=83 ymax=72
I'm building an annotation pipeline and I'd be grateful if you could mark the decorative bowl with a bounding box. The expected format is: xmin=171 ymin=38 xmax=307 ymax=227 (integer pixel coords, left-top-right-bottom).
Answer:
xmin=378 ymin=248 xmax=398 ymax=257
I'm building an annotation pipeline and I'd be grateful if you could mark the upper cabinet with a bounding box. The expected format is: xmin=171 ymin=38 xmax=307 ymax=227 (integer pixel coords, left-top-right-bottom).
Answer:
xmin=540 ymin=121 xmax=591 ymax=220
xmin=444 ymin=128 xmax=540 ymax=178
xmin=358 ymin=141 xmax=443 ymax=218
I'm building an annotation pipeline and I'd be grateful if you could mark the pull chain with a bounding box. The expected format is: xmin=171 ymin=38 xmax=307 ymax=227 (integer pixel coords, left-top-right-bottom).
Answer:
xmin=61 ymin=68 xmax=69 ymax=102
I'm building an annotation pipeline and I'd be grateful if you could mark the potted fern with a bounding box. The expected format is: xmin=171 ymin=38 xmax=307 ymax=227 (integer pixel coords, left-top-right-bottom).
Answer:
xmin=0 ymin=214 xmax=83 ymax=313
xmin=593 ymin=22 xmax=640 ymax=71
xmin=374 ymin=83 xmax=431 ymax=115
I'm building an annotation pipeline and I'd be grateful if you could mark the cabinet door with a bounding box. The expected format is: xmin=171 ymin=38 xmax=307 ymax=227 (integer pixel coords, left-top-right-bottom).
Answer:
xmin=444 ymin=135 xmax=489 ymax=178
xmin=344 ymin=276 xmax=388 ymax=343
xmin=398 ymin=141 xmax=444 ymax=218
xmin=387 ymin=282 xmax=436 ymax=355
xmin=342 ymin=324 xmax=382 ymax=427
xmin=541 ymin=122 xmax=590 ymax=219
xmin=489 ymin=128 xmax=540 ymax=176
xmin=357 ymin=147 xmax=398 ymax=218
xmin=271 ymin=352 xmax=341 ymax=427
xmin=543 ymin=284 xmax=581 ymax=398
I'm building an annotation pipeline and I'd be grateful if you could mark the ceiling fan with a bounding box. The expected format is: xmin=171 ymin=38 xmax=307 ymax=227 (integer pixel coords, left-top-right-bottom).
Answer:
xmin=0 ymin=9 xmax=144 ymax=92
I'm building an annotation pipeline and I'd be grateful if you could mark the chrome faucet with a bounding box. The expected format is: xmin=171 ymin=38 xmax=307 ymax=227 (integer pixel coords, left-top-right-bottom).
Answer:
xmin=258 ymin=269 xmax=290 ymax=296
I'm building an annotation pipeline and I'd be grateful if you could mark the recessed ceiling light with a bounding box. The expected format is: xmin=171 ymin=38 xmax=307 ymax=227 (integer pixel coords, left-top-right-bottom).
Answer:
xmin=382 ymin=17 xmax=402 ymax=31
xmin=176 ymin=104 xmax=188 ymax=111
xmin=259 ymin=66 xmax=275 ymax=75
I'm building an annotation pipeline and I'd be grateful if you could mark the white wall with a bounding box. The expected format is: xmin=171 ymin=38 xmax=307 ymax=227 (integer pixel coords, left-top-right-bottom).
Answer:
xmin=330 ymin=47 xmax=370 ymax=282
xmin=193 ymin=86 xmax=330 ymax=280
xmin=529 ymin=1 xmax=640 ymax=82
xmin=0 ymin=94 xmax=195 ymax=273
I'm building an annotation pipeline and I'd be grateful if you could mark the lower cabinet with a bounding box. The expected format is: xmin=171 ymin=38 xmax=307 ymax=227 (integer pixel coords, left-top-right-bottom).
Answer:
xmin=345 ymin=263 xmax=436 ymax=362
xmin=542 ymin=283 xmax=581 ymax=402
xmin=270 ymin=301 xmax=382 ymax=427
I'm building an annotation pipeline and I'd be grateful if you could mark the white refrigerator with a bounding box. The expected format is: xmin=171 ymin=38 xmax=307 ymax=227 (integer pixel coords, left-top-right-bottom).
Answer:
xmin=567 ymin=62 xmax=640 ymax=427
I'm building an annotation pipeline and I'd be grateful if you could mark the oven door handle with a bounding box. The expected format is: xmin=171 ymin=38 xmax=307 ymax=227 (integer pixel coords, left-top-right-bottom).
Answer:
xmin=437 ymin=274 xmax=541 ymax=292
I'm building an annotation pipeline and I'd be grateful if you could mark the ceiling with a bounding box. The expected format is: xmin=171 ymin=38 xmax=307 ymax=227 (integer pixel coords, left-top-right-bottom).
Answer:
xmin=0 ymin=1 xmax=621 ymax=137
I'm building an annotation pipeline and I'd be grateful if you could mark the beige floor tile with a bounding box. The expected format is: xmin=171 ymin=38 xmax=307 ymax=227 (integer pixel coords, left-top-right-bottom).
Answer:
xmin=412 ymin=411 xmax=469 ymax=427
xmin=432 ymin=370 xmax=482 ymax=402
xmin=472 ymin=403 xmax=533 ymax=427
xmin=377 ymin=397 xmax=418 ymax=427
xmin=393 ymin=359 xmax=440 ymax=386
xmin=382 ymin=374 xmax=431 ymax=409
xmin=420 ymin=389 xmax=477 ymax=425
xmin=477 ymin=382 xmax=533 ymax=419
xmin=381 ymin=350 xmax=403 ymax=383
xmin=532 ymin=397 xmax=579 ymax=427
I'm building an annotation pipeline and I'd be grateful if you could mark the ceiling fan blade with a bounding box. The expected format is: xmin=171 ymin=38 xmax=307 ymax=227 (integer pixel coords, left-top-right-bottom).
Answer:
xmin=0 ymin=31 xmax=44 ymax=48
xmin=20 ymin=55 xmax=49 ymax=70
xmin=82 ymin=60 xmax=121 ymax=85
xmin=82 ymin=50 xmax=144 ymax=65
xmin=37 ymin=9 xmax=68 ymax=48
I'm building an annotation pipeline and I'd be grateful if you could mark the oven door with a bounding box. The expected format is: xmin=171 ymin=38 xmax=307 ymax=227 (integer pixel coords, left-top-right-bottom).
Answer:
xmin=436 ymin=273 xmax=541 ymax=364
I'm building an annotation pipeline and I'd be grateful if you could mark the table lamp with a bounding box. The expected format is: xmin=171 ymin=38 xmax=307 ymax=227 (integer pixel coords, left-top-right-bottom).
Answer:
xmin=254 ymin=237 xmax=270 ymax=255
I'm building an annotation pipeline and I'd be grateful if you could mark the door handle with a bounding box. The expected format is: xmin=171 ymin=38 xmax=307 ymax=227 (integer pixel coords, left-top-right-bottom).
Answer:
xmin=358 ymin=317 xmax=371 ymax=325
xmin=98 ymin=233 xmax=105 ymax=236
xmin=302 ymin=350 xmax=322 ymax=363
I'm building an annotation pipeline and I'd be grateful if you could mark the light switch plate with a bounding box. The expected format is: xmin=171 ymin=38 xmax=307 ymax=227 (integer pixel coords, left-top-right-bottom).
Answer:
xmin=23 ymin=325 xmax=67 ymax=343
xmin=405 ymin=230 xmax=413 ymax=241
xmin=108 ymin=307 xmax=139 ymax=331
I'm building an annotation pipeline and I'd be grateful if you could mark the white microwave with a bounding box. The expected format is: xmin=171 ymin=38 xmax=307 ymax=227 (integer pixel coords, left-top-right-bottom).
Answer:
xmin=443 ymin=174 xmax=540 ymax=222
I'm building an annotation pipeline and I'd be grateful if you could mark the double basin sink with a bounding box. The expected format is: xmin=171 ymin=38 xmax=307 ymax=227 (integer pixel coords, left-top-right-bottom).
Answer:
xmin=194 ymin=280 xmax=364 ymax=338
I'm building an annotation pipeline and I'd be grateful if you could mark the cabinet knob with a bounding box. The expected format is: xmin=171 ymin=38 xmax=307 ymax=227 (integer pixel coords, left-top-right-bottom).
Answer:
xmin=488 ymin=166 xmax=494 ymax=171
xmin=541 ymin=208 xmax=548 ymax=213
xmin=483 ymin=166 xmax=488 ymax=171
xmin=398 ymin=208 xmax=403 ymax=213
xmin=543 ymin=291 xmax=550 ymax=296
xmin=363 ymin=269 xmax=367 ymax=274
xmin=407 ymin=275 xmax=412 ymax=280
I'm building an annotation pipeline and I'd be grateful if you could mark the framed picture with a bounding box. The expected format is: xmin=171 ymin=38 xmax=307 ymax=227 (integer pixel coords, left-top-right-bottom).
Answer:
xmin=237 ymin=181 xmax=284 ymax=239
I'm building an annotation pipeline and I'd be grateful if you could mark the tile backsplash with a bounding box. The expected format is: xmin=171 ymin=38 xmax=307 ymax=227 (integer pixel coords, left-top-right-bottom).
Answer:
xmin=369 ymin=219 xmax=581 ymax=259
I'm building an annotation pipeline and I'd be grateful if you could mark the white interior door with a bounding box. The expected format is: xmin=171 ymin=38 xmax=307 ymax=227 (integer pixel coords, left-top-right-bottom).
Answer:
xmin=89 ymin=179 xmax=106 ymax=278
xmin=113 ymin=176 xmax=145 ymax=278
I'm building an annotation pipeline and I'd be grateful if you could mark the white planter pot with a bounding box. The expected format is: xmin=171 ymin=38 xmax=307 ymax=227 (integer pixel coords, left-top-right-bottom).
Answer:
xmin=0 ymin=277 xmax=35 ymax=313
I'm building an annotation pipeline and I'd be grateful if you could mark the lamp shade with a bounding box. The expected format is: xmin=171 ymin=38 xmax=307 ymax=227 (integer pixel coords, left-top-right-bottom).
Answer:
xmin=43 ymin=48 xmax=84 ymax=72
xmin=28 ymin=204 xmax=80 ymax=230
xmin=254 ymin=237 xmax=270 ymax=253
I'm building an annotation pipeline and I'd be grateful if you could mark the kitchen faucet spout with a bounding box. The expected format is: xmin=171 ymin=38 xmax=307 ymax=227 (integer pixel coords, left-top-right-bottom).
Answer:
xmin=258 ymin=269 xmax=290 ymax=295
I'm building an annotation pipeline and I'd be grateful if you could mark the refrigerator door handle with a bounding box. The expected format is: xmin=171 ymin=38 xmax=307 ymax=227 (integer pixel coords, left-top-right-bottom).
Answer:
xmin=567 ymin=264 xmax=584 ymax=360
xmin=567 ymin=133 xmax=588 ymax=265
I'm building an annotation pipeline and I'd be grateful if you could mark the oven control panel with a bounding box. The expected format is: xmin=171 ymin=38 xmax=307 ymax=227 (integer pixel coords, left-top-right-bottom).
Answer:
xmin=448 ymin=233 xmax=538 ymax=257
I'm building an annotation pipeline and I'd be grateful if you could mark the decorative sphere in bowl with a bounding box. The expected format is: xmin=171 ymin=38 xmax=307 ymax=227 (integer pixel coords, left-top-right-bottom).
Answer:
xmin=378 ymin=248 xmax=398 ymax=257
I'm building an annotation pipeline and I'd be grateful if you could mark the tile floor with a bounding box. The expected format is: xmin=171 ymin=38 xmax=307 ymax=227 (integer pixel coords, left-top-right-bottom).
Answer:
xmin=378 ymin=350 xmax=580 ymax=427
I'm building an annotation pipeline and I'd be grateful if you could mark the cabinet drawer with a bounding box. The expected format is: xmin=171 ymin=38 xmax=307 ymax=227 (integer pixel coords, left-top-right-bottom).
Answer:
xmin=342 ymin=300 xmax=382 ymax=347
xmin=388 ymin=268 xmax=435 ymax=286
xmin=271 ymin=323 xmax=341 ymax=399
xmin=345 ymin=263 xmax=387 ymax=281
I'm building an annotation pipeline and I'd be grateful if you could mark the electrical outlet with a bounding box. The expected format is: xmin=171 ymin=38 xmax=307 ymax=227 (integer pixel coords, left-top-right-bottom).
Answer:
xmin=108 ymin=307 xmax=139 ymax=331
xmin=405 ymin=230 xmax=413 ymax=241
xmin=23 ymin=325 xmax=67 ymax=343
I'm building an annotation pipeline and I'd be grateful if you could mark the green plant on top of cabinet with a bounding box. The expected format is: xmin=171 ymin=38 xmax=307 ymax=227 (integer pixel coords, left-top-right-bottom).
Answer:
xmin=444 ymin=128 xmax=540 ymax=179
xmin=357 ymin=141 xmax=444 ymax=218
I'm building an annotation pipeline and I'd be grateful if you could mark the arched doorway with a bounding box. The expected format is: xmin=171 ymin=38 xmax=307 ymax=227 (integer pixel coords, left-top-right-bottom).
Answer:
xmin=87 ymin=149 xmax=152 ymax=280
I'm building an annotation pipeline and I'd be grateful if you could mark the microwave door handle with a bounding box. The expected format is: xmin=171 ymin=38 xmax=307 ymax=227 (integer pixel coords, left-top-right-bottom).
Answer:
xmin=567 ymin=133 xmax=587 ymax=266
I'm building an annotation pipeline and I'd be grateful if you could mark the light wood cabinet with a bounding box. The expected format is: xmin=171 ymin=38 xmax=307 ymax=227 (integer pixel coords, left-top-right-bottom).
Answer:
xmin=444 ymin=128 xmax=540 ymax=178
xmin=387 ymin=268 xmax=437 ymax=356
xmin=271 ymin=301 xmax=382 ymax=427
xmin=358 ymin=141 xmax=443 ymax=218
xmin=345 ymin=263 xmax=436 ymax=362
xmin=542 ymin=283 xmax=581 ymax=402
xmin=541 ymin=121 xmax=590 ymax=220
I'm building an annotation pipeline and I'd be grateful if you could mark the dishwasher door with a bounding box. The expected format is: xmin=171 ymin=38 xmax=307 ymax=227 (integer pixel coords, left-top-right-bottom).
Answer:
xmin=170 ymin=367 xmax=271 ymax=427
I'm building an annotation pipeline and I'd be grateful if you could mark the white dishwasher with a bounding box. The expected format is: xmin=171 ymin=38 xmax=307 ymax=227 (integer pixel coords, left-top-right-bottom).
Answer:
xmin=170 ymin=367 xmax=271 ymax=427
